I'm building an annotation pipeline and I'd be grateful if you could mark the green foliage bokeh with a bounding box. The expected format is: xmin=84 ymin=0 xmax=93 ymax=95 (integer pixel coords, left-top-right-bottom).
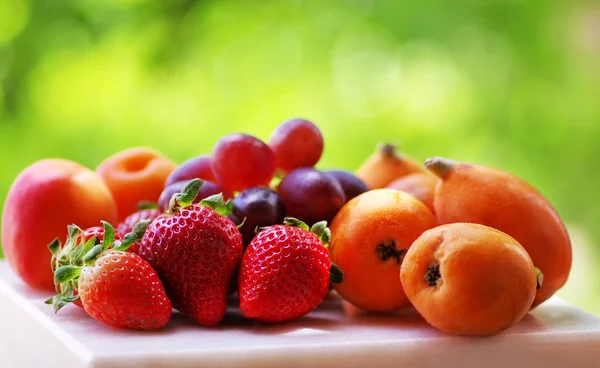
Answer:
xmin=1 ymin=0 xmax=599 ymax=312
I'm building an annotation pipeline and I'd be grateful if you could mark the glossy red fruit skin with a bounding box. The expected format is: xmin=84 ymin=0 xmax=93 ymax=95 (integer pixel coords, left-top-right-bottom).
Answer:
xmin=238 ymin=225 xmax=330 ymax=323
xmin=211 ymin=133 xmax=276 ymax=192
xmin=269 ymin=118 xmax=324 ymax=174
xmin=165 ymin=155 xmax=216 ymax=187
xmin=158 ymin=180 xmax=233 ymax=212
xmin=78 ymin=250 xmax=172 ymax=330
xmin=116 ymin=208 xmax=161 ymax=254
xmin=138 ymin=204 xmax=243 ymax=326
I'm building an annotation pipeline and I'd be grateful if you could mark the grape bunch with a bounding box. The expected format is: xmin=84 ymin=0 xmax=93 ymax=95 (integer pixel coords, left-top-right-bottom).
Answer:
xmin=157 ymin=117 xmax=369 ymax=248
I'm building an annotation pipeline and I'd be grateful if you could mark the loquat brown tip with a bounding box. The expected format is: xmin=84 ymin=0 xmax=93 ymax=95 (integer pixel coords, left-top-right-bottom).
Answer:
xmin=377 ymin=142 xmax=400 ymax=158
xmin=424 ymin=156 xmax=456 ymax=180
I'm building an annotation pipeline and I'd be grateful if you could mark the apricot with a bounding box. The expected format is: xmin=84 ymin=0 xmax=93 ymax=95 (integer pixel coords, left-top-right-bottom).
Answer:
xmin=355 ymin=143 xmax=425 ymax=189
xmin=386 ymin=172 xmax=439 ymax=214
xmin=400 ymin=223 xmax=538 ymax=336
xmin=97 ymin=147 xmax=177 ymax=221
xmin=1 ymin=159 xmax=118 ymax=290
xmin=425 ymin=156 xmax=571 ymax=308
xmin=328 ymin=189 xmax=437 ymax=313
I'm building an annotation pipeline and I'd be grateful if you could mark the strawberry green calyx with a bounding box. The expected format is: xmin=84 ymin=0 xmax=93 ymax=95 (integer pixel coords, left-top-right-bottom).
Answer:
xmin=309 ymin=221 xmax=331 ymax=247
xmin=283 ymin=217 xmax=309 ymax=231
xmin=168 ymin=178 xmax=205 ymax=212
xmin=102 ymin=220 xmax=115 ymax=250
xmin=200 ymin=193 xmax=234 ymax=217
xmin=281 ymin=217 xmax=341 ymax=282
xmin=283 ymin=217 xmax=331 ymax=246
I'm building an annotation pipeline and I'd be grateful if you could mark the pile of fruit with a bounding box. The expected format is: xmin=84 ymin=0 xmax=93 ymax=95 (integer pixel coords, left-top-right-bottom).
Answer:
xmin=0 ymin=118 xmax=572 ymax=337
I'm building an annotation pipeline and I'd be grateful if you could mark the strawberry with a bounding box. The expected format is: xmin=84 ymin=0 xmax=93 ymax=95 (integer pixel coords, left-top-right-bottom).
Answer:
xmin=138 ymin=179 xmax=243 ymax=326
xmin=116 ymin=208 xmax=161 ymax=253
xmin=238 ymin=218 xmax=344 ymax=323
xmin=46 ymin=221 xmax=172 ymax=330
xmin=51 ymin=223 xmax=124 ymax=308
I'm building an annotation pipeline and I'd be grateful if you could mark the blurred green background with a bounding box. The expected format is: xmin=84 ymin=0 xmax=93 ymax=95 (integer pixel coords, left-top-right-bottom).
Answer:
xmin=1 ymin=0 xmax=599 ymax=313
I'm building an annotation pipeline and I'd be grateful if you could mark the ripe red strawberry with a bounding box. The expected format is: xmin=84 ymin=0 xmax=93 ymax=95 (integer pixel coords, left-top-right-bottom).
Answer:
xmin=238 ymin=218 xmax=343 ymax=323
xmin=138 ymin=179 xmax=243 ymax=326
xmin=52 ymin=223 xmax=124 ymax=308
xmin=47 ymin=221 xmax=172 ymax=330
xmin=116 ymin=208 xmax=161 ymax=253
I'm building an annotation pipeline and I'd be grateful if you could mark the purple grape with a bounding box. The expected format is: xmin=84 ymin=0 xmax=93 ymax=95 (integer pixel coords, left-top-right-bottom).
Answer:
xmin=158 ymin=180 xmax=228 ymax=211
xmin=277 ymin=167 xmax=346 ymax=226
xmin=324 ymin=169 xmax=369 ymax=202
xmin=164 ymin=155 xmax=216 ymax=188
xmin=228 ymin=186 xmax=286 ymax=247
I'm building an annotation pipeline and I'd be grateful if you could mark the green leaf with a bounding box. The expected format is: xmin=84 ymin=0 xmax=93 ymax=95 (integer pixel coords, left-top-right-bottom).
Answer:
xmin=54 ymin=265 xmax=81 ymax=284
xmin=101 ymin=221 xmax=116 ymax=251
xmin=47 ymin=238 xmax=62 ymax=257
xmin=67 ymin=224 xmax=82 ymax=241
xmin=309 ymin=221 xmax=330 ymax=247
xmin=169 ymin=178 xmax=204 ymax=211
xmin=322 ymin=228 xmax=331 ymax=247
xmin=83 ymin=244 xmax=103 ymax=265
xmin=283 ymin=217 xmax=309 ymax=231
xmin=200 ymin=193 xmax=234 ymax=217
xmin=72 ymin=236 xmax=99 ymax=265
xmin=330 ymin=262 xmax=344 ymax=284
xmin=46 ymin=289 xmax=80 ymax=314
xmin=132 ymin=219 xmax=151 ymax=239
xmin=115 ymin=231 xmax=138 ymax=251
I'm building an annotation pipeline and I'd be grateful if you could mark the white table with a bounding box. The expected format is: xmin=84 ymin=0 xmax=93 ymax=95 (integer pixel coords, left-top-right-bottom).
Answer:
xmin=1 ymin=260 xmax=599 ymax=368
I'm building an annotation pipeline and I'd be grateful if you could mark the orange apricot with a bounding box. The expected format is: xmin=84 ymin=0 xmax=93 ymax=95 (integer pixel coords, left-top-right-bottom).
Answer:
xmin=329 ymin=189 xmax=437 ymax=313
xmin=355 ymin=143 xmax=425 ymax=189
xmin=97 ymin=147 xmax=177 ymax=221
xmin=1 ymin=159 xmax=118 ymax=290
xmin=386 ymin=172 xmax=439 ymax=214
xmin=425 ymin=156 xmax=571 ymax=308
xmin=400 ymin=223 xmax=538 ymax=336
